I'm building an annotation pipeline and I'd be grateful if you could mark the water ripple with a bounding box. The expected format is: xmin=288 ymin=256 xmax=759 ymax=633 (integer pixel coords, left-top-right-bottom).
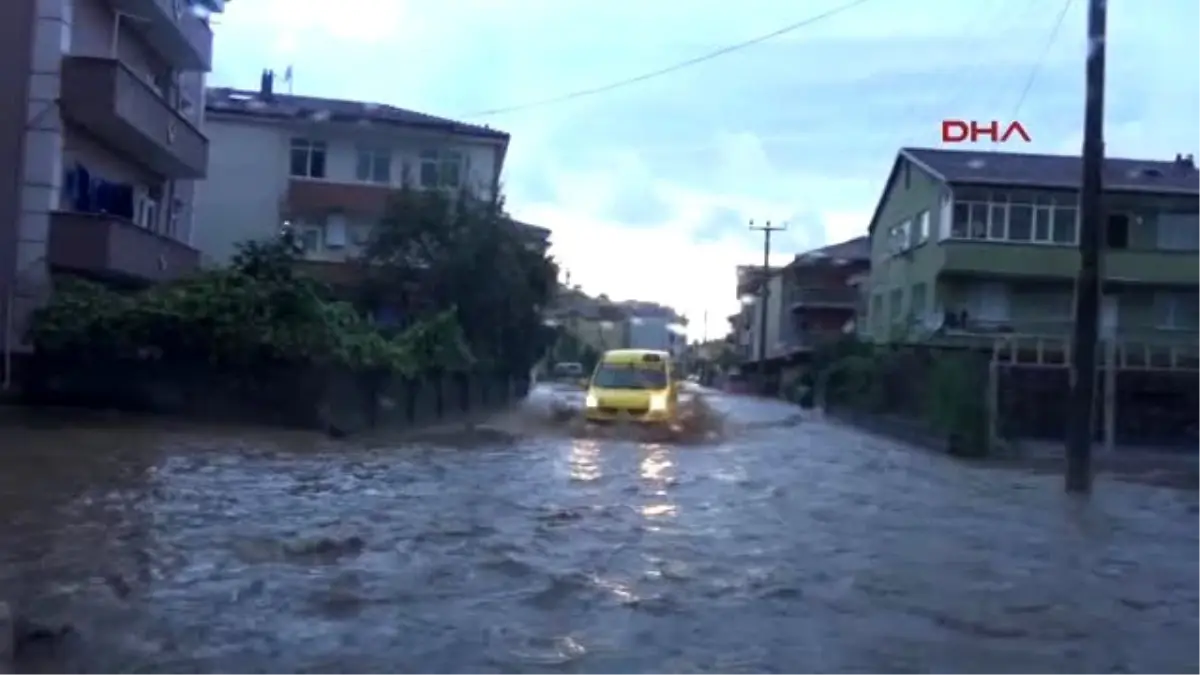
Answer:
xmin=0 ymin=391 xmax=1196 ymax=673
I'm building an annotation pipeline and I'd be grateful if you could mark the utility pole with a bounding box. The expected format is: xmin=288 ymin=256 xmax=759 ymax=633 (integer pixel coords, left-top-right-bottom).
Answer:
xmin=749 ymin=219 xmax=785 ymax=395
xmin=1065 ymin=0 xmax=1108 ymax=495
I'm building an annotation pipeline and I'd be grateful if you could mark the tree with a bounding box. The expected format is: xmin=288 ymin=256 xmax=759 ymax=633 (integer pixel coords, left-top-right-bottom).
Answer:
xmin=28 ymin=233 xmax=468 ymax=375
xmin=360 ymin=185 xmax=559 ymax=375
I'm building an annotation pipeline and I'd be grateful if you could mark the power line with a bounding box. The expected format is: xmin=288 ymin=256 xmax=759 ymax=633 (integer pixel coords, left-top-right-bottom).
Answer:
xmin=1012 ymin=0 xmax=1075 ymax=119
xmin=462 ymin=0 xmax=878 ymax=119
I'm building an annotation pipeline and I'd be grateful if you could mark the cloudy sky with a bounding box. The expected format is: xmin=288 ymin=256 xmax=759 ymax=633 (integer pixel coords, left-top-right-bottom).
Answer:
xmin=208 ymin=0 xmax=1199 ymax=340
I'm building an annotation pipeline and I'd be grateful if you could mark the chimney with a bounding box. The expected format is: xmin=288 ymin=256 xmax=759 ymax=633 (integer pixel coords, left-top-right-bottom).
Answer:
xmin=260 ymin=69 xmax=274 ymax=97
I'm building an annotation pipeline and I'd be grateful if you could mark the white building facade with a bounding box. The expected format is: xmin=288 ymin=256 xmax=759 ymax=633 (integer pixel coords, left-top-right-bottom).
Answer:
xmin=191 ymin=72 xmax=510 ymax=266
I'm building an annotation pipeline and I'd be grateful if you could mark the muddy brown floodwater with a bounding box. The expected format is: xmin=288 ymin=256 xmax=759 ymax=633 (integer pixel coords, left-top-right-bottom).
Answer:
xmin=0 ymin=388 xmax=1196 ymax=673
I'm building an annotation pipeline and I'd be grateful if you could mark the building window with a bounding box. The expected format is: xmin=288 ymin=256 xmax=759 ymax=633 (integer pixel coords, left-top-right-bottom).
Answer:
xmin=888 ymin=288 xmax=904 ymax=322
xmin=888 ymin=220 xmax=912 ymax=254
xmin=1156 ymin=213 xmax=1200 ymax=251
xmin=290 ymin=138 xmax=326 ymax=178
xmin=1155 ymin=291 xmax=1199 ymax=330
xmin=355 ymin=147 xmax=391 ymax=184
xmin=1106 ymin=213 xmax=1131 ymax=249
xmin=914 ymin=210 xmax=930 ymax=244
xmin=297 ymin=226 xmax=322 ymax=254
xmin=910 ymin=282 xmax=928 ymax=321
xmin=966 ymin=282 xmax=1011 ymax=323
xmin=949 ymin=192 xmax=1078 ymax=245
xmin=419 ymin=149 xmax=465 ymax=189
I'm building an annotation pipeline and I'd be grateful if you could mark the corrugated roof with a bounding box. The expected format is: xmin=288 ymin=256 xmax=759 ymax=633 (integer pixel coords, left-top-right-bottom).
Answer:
xmin=205 ymin=87 xmax=510 ymax=141
xmin=902 ymin=147 xmax=1199 ymax=195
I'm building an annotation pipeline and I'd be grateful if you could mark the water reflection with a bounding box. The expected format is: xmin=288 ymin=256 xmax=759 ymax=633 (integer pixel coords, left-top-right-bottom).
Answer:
xmin=639 ymin=444 xmax=677 ymax=522
xmin=639 ymin=444 xmax=673 ymax=484
xmin=0 ymin=419 xmax=161 ymax=623
xmin=568 ymin=438 xmax=602 ymax=482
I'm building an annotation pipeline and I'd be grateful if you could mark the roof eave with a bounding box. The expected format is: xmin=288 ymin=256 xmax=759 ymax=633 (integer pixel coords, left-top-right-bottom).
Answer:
xmin=204 ymin=107 xmax=511 ymax=142
xmin=945 ymin=178 xmax=1199 ymax=198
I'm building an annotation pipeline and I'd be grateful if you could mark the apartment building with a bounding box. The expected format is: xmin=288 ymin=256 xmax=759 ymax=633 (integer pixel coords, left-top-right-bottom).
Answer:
xmin=780 ymin=236 xmax=870 ymax=351
xmin=1 ymin=0 xmax=225 ymax=359
xmin=863 ymin=147 xmax=1199 ymax=346
xmin=191 ymin=72 xmax=512 ymax=276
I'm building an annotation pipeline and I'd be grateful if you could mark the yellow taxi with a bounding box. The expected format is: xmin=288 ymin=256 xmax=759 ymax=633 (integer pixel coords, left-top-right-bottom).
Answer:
xmin=584 ymin=349 xmax=678 ymax=424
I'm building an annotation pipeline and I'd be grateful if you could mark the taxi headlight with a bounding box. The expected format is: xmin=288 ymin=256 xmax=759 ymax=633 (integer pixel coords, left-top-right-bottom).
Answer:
xmin=649 ymin=394 xmax=668 ymax=411
xmin=585 ymin=394 xmax=599 ymax=408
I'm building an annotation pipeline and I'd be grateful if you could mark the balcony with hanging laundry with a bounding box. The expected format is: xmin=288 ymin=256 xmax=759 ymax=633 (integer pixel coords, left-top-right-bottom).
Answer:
xmin=48 ymin=163 xmax=200 ymax=284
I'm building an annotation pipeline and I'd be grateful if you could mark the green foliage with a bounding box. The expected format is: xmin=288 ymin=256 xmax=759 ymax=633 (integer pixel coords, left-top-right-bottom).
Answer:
xmin=823 ymin=352 xmax=886 ymax=412
xmin=817 ymin=336 xmax=992 ymax=457
xmin=361 ymin=185 xmax=558 ymax=374
xmin=922 ymin=352 xmax=989 ymax=457
xmin=28 ymin=234 xmax=470 ymax=374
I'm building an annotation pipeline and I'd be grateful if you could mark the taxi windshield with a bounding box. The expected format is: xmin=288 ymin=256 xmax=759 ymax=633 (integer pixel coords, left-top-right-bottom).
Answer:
xmin=592 ymin=364 xmax=668 ymax=390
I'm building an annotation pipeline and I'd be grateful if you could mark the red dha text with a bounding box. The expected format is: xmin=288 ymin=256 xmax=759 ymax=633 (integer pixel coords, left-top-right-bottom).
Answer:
xmin=941 ymin=120 xmax=1032 ymax=144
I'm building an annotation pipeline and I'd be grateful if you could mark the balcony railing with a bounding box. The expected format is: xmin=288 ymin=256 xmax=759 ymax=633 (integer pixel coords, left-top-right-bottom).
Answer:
xmin=59 ymin=56 xmax=208 ymax=178
xmin=111 ymin=0 xmax=213 ymax=70
xmin=48 ymin=211 xmax=200 ymax=283
xmin=789 ymin=286 xmax=859 ymax=310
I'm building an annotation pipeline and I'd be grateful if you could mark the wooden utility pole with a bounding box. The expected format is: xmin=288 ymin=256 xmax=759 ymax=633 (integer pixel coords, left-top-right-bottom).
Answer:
xmin=1066 ymin=0 xmax=1108 ymax=494
xmin=749 ymin=219 xmax=785 ymax=395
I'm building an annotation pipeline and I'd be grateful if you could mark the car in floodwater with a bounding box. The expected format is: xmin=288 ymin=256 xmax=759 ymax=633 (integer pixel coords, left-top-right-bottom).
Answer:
xmin=584 ymin=349 xmax=678 ymax=424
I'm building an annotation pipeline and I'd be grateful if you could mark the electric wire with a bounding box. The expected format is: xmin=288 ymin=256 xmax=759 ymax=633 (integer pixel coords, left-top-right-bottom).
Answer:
xmin=461 ymin=0 xmax=878 ymax=119
xmin=1011 ymin=0 xmax=1076 ymax=120
xmin=557 ymin=0 xmax=1054 ymax=161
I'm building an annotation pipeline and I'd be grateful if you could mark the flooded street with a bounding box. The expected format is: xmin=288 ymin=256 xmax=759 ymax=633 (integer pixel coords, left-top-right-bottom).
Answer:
xmin=1 ymin=388 xmax=1197 ymax=673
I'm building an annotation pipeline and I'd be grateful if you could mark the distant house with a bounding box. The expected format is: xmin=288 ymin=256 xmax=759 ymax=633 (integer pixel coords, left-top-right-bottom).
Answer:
xmin=192 ymin=71 xmax=510 ymax=276
xmin=862 ymin=147 xmax=1199 ymax=346
xmin=737 ymin=239 xmax=870 ymax=365
xmin=782 ymin=237 xmax=871 ymax=350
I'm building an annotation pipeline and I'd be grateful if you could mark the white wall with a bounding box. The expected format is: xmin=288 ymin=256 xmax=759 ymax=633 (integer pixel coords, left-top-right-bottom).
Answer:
xmin=191 ymin=115 xmax=507 ymax=265
xmin=191 ymin=120 xmax=288 ymax=263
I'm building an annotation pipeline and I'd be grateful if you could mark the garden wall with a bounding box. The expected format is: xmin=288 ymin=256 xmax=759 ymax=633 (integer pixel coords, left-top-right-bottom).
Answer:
xmin=17 ymin=356 xmax=530 ymax=434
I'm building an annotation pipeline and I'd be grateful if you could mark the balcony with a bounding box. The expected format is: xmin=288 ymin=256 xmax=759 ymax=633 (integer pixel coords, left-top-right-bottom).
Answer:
xmin=938 ymin=241 xmax=1077 ymax=279
xmin=110 ymin=0 xmax=213 ymax=71
xmin=48 ymin=211 xmax=200 ymax=283
xmin=285 ymin=179 xmax=393 ymax=219
xmin=937 ymin=241 xmax=1198 ymax=285
xmin=59 ymin=56 xmax=208 ymax=179
xmin=789 ymin=286 xmax=859 ymax=311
